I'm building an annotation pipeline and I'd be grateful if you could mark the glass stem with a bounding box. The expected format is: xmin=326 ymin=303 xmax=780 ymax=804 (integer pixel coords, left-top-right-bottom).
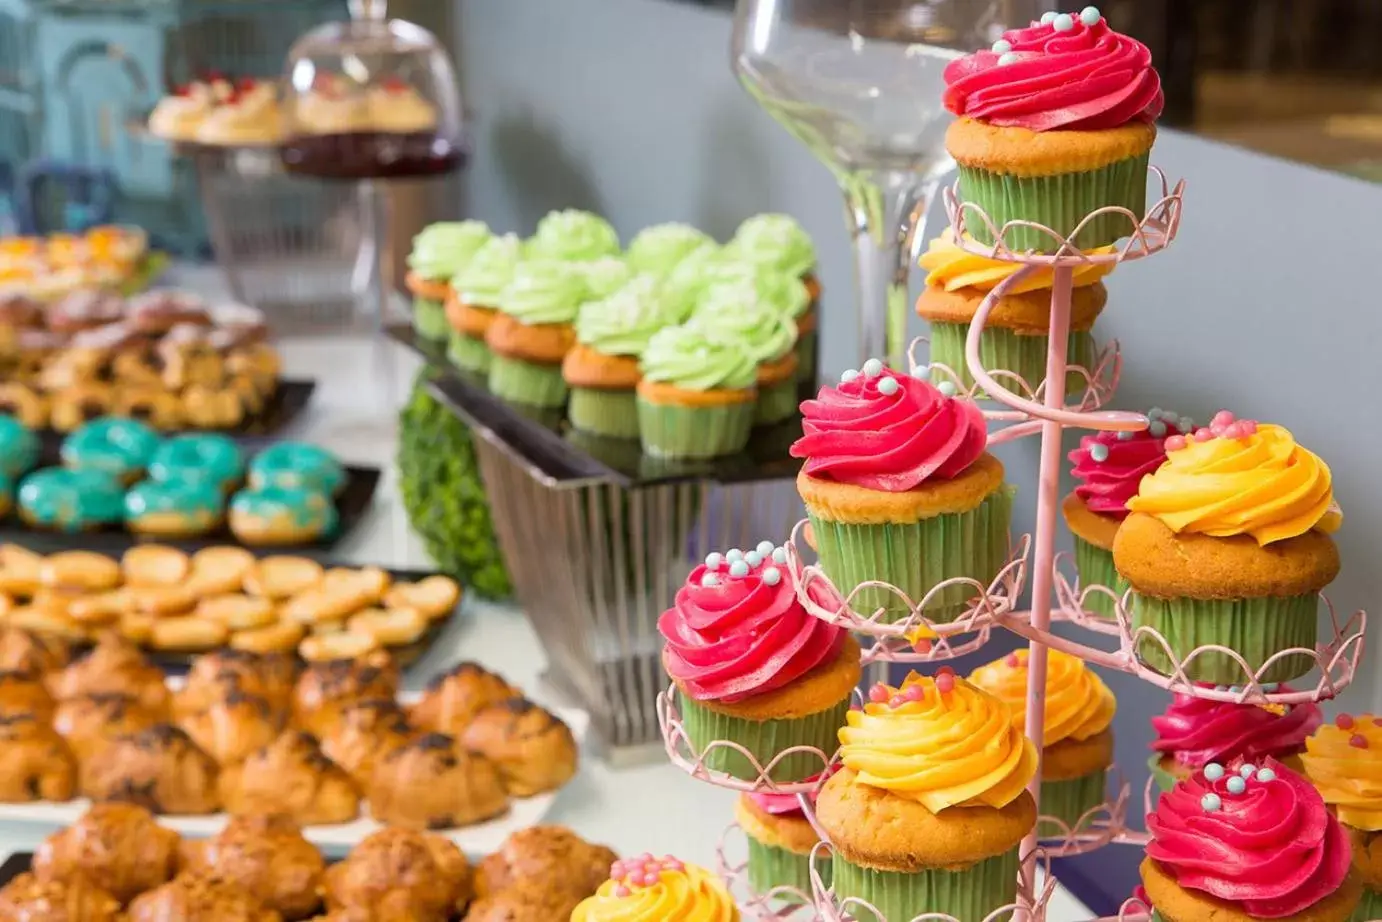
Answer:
xmin=840 ymin=170 xmax=935 ymax=369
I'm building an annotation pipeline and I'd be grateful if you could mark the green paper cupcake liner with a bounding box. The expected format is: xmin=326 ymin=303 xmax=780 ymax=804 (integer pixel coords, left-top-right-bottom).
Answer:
xmin=676 ymin=691 xmax=848 ymax=783
xmin=1073 ymin=535 xmax=1126 ymax=619
xmin=1039 ymin=768 xmax=1108 ymax=838
xmin=832 ymin=848 xmax=1019 ymax=922
xmin=1147 ymin=752 xmax=1182 ymax=796
xmin=957 ymin=153 xmax=1152 ymax=252
xmin=1349 ymin=885 xmax=1382 ymax=922
xmin=1131 ymin=592 xmax=1319 ymax=685
xmin=412 ymin=297 xmax=450 ymax=340
xmin=928 ymin=322 xmax=1096 ymax=398
xmin=487 ymin=354 xmax=569 ymax=408
xmin=569 ymin=387 xmax=640 ymax=439
xmin=446 ymin=329 xmax=492 ymax=374
xmin=796 ymin=328 xmax=818 ymax=385
xmin=807 ymin=488 xmax=1013 ymax=624
xmin=636 ymin=396 xmax=755 ymax=460
xmin=746 ymin=837 xmax=821 ymax=904
xmin=756 ymin=377 xmax=799 ymax=426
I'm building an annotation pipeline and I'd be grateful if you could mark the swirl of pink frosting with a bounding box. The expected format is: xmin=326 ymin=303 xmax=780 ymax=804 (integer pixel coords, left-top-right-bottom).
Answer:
xmin=659 ymin=549 xmax=845 ymax=704
xmin=790 ymin=368 xmax=987 ymax=492
xmin=943 ymin=13 xmax=1165 ymax=132
xmin=1151 ymin=685 xmax=1321 ymax=768
xmin=1068 ymin=410 xmax=1185 ymax=518
xmin=1147 ymin=758 xmax=1351 ymax=918
xmin=749 ymin=766 xmax=838 ymax=817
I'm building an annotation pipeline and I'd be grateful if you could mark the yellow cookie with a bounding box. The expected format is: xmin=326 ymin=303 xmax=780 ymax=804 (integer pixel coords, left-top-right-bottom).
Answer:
xmin=39 ymin=550 xmax=121 ymax=593
xmin=323 ymin=566 xmax=392 ymax=604
xmin=347 ymin=607 xmax=428 ymax=647
xmin=384 ymin=575 xmax=461 ymax=621
xmin=121 ymin=545 xmax=191 ymax=586
xmin=298 ymin=630 xmax=380 ymax=663
xmin=245 ymin=556 xmax=324 ymax=600
xmin=120 ymin=612 xmax=156 ymax=645
xmin=0 ymin=545 xmax=42 ymax=598
xmin=230 ymin=620 xmax=306 ymax=655
xmin=187 ymin=546 xmax=257 ymax=596
xmin=0 ymin=594 xmax=12 ymax=620
xmin=8 ymin=606 xmax=86 ymax=640
xmin=150 ymin=616 xmax=229 ymax=651
xmin=129 ymin=584 xmax=199 ymax=617
xmin=67 ymin=589 xmax=131 ymax=626
xmin=279 ymin=586 xmax=370 ymax=625
xmin=195 ymin=594 xmax=276 ymax=630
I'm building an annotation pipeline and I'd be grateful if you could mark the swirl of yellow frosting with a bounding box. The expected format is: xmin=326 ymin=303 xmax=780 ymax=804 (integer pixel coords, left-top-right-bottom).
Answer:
xmin=967 ymin=649 xmax=1115 ymax=747
xmin=1125 ymin=423 xmax=1341 ymax=546
xmin=920 ymin=230 xmax=1113 ymax=294
xmin=1301 ymin=716 xmax=1382 ymax=831
xmin=838 ymin=672 xmax=1038 ymax=814
xmin=570 ymin=859 xmax=740 ymax=922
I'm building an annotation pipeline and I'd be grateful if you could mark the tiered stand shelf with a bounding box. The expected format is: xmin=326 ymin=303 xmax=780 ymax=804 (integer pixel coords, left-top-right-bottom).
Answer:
xmin=657 ymin=169 xmax=1371 ymax=921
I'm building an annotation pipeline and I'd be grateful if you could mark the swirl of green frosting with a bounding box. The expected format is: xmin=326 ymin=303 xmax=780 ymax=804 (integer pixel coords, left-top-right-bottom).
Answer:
xmin=577 ymin=274 xmax=686 ymax=357
xmin=729 ymin=213 xmax=816 ymax=277
xmin=498 ymin=260 xmax=589 ymax=325
xmin=527 ymin=209 xmax=620 ymax=262
xmin=663 ymin=247 xmax=758 ymax=317
xmin=579 ymin=257 xmax=634 ymax=302
xmin=689 ymin=281 xmax=798 ymax=363
xmin=407 ymin=220 xmax=492 ymax=280
xmin=640 ymin=324 xmax=758 ymax=391
xmin=627 ymin=223 xmax=716 ymax=277
xmin=754 ymin=268 xmax=812 ymax=319
xmin=451 ymin=233 xmax=522 ymax=306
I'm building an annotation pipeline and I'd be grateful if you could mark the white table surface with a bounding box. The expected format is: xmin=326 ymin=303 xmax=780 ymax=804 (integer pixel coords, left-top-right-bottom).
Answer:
xmin=0 ymin=324 xmax=1098 ymax=920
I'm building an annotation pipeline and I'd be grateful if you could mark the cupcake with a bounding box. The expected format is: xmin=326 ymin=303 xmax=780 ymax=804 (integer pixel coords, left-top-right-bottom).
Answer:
xmin=790 ymin=362 xmax=1012 ymax=626
xmin=1064 ymin=408 xmax=1188 ymax=617
xmin=525 ymin=209 xmax=620 ymax=263
xmin=688 ymin=282 xmax=799 ymax=426
xmin=816 ymin=672 xmax=1037 ymax=922
xmin=1302 ymin=714 xmax=1382 ymax=922
xmin=626 ymin=223 xmax=715 ymax=278
xmin=662 ymin=244 xmax=752 ymax=318
xmin=563 ymin=275 xmax=685 ymax=439
xmin=1116 ymin=414 xmax=1341 ymax=684
xmin=445 ymin=233 xmax=522 ymax=375
xmin=577 ymin=257 xmax=633 ymax=303
xmin=406 ymin=221 xmax=492 ymax=341
xmin=1149 ymin=684 xmax=1321 ymax=793
xmin=636 ymin=326 xmax=758 ymax=460
xmin=659 ymin=542 xmax=860 ymax=783
xmin=486 ymin=260 xmax=588 ymax=407
xmin=728 ymin=215 xmax=820 ymax=382
xmin=942 ymin=8 xmax=1163 ymax=251
xmin=571 ymin=856 xmax=739 ymax=921
xmin=968 ymin=649 xmax=1116 ymax=836
xmin=735 ymin=770 xmax=833 ymax=902
xmin=917 ymin=230 xmax=1112 ymax=395
xmin=1143 ymin=759 xmax=1359 ymax=922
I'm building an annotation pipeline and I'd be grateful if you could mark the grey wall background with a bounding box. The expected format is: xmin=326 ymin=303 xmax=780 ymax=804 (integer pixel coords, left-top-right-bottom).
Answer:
xmin=450 ymin=0 xmax=1382 ymax=895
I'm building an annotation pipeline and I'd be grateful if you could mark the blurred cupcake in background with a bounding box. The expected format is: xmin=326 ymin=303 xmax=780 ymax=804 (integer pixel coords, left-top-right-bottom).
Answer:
xmin=917 ymin=230 xmax=1111 ymax=395
xmin=736 ymin=769 xmax=835 ymax=902
xmin=729 ymin=213 xmax=820 ymax=304
xmin=406 ymin=220 xmax=491 ymax=341
xmin=636 ymin=325 xmax=758 ymax=460
xmin=1064 ymin=408 xmax=1188 ymax=617
xmin=444 ymin=232 xmax=521 ymax=375
xmin=1301 ymin=713 xmax=1382 ymax=921
xmin=486 ymin=260 xmax=588 ymax=407
xmin=525 ymin=209 xmax=620 ymax=263
xmin=689 ymin=281 xmax=799 ymax=426
xmin=563 ymin=274 xmax=686 ymax=439
xmin=626 ymin=223 xmax=715 ymax=278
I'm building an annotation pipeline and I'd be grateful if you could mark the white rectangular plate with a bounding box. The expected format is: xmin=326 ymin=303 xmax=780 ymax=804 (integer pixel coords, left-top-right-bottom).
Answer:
xmin=0 ymin=699 xmax=590 ymax=857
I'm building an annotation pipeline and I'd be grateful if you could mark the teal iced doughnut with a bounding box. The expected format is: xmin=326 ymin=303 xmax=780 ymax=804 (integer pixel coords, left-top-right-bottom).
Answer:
xmin=0 ymin=417 xmax=39 ymax=480
xmin=124 ymin=478 xmax=225 ymax=538
xmin=18 ymin=467 xmax=125 ymax=532
xmin=61 ymin=417 xmax=162 ymax=483
xmin=0 ymin=471 xmax=12 ymax=519
xmin=228 ymin=485 xmax=337 ymax=546
xmin=148 ymin=434 xmax=246 ymax=493
xmin=248 ymin=442 xmax=346 ymax=495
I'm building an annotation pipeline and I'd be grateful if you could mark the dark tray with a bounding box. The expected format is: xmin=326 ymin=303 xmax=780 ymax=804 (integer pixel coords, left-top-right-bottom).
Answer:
xmin=388 ymin=323 xmax=807 ymax=490
xmin=34 ymin=379 xmax=317 ymax=451
xmin=1 ymin=463 xmax=380 ymax=556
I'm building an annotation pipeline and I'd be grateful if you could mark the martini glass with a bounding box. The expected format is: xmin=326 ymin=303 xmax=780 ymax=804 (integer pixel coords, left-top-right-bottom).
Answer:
xmin=731 ymin=0 xmax=1040 ymax=367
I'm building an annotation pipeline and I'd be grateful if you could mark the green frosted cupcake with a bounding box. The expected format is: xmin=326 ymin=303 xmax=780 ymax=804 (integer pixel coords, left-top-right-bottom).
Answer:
xmin=406 ymin=220 xmax=491 ymax=340
xmin=729 ymin=213 xmax=820 ymax=383
xmin=576 ymin=256 xmax=633 ymax=302
xmin=485 ymin=260 xmax=588 ymax=407
xmin=446 ymin=233 xmax=522 ymax=374
xmin=626 ymin=223 xmax=715 ymax=277
xmin=636 ymin=325 xmax=758 ymax=460
xmin=562 ymin=274 xmax=686 ymax=439
xmin=525 ymin=208 xmax=620 ymax=263
xmin=688 ymin=281 xmax=799 ymax=426
xmin=661 ymin=245 xmax=756 ymax=319
xmin=736 ymin=790 xmax=829 ymax=903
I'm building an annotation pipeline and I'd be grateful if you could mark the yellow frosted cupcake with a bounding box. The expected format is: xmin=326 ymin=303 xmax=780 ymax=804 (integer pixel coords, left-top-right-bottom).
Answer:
xmin=968 ymin=649 xmax=1115 ymax=837
xmin=571 ymin=855 xmax=739 ymax=921
xmin=815 ymin=670 xmax=1037 ymax=922
xmin=1301 ymin=712 xmax=1382 ymax=921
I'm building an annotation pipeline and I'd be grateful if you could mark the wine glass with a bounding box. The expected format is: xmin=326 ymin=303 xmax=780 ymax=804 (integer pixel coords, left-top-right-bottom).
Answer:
xmin=731 ymin=0 xmax=1042 ymax=367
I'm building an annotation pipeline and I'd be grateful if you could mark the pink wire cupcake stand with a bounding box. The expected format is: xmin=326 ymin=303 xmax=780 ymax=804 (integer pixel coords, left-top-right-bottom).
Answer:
xmin=655 ymin=167 xmax=1373 ymax=922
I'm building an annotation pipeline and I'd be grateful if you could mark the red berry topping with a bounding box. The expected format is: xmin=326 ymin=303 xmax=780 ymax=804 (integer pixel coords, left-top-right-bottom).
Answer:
xmin=1337 ymin=714 xmax=1355 ymax=730
xmin=1350 ymin=734 xmax=1369 ymax=749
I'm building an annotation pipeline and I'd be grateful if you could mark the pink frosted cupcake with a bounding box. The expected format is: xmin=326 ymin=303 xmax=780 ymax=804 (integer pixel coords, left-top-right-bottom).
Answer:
xmin=659 ymin=543 xmax=860 ymax=783
xmin=735 ymin=767 xmax=835 ymax=903
xmin=1063 ymin=407 xmax=1188 ymax=616
xmin=1149 ymin=683 xmax=1321 ymax=793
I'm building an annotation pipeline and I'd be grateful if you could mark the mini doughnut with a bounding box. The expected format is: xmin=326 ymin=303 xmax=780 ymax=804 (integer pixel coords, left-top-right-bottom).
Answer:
xmin=113 ymin=388 xmax=185 ymax=431
xmin=244 ymin=556 xmax=322 ymax=600
xmin=0 ymin=384 xmax=48 ymax=430
xmin=60 ymin=417 xmax=161 ymax=483
xmin=149 ymin=616 xmax=229 ymax=652
xmin=248 ymin=442 xmax=345 ymax=495
xmin=19 ymin=468 xmax=124 ymax=532
xmin=229 ymin=486 xmax=336 ymax=546
xmin=180 ymin=385 xmax=244 ymax=429
xmin=187 ymin=545 xmax=256 ymax=596
xmin=385 ymin=575 xmax=462 ymax=621
xmin=40 ymin=551 xmax=123 ymax=593
xmin=0 ymin=416 xmax=39 ymax=480
xmin=121 ymin=545 xmax=191 ymax=586
xmin=230 ymin=620 xmax=305 ymax=655
xmin=148 ymin=433 xmax=244 ymax=492
xmin=124 ymin=479 xmax=224 ymax=538
xmin=49 ymin=385 xmax=115 ymax=433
